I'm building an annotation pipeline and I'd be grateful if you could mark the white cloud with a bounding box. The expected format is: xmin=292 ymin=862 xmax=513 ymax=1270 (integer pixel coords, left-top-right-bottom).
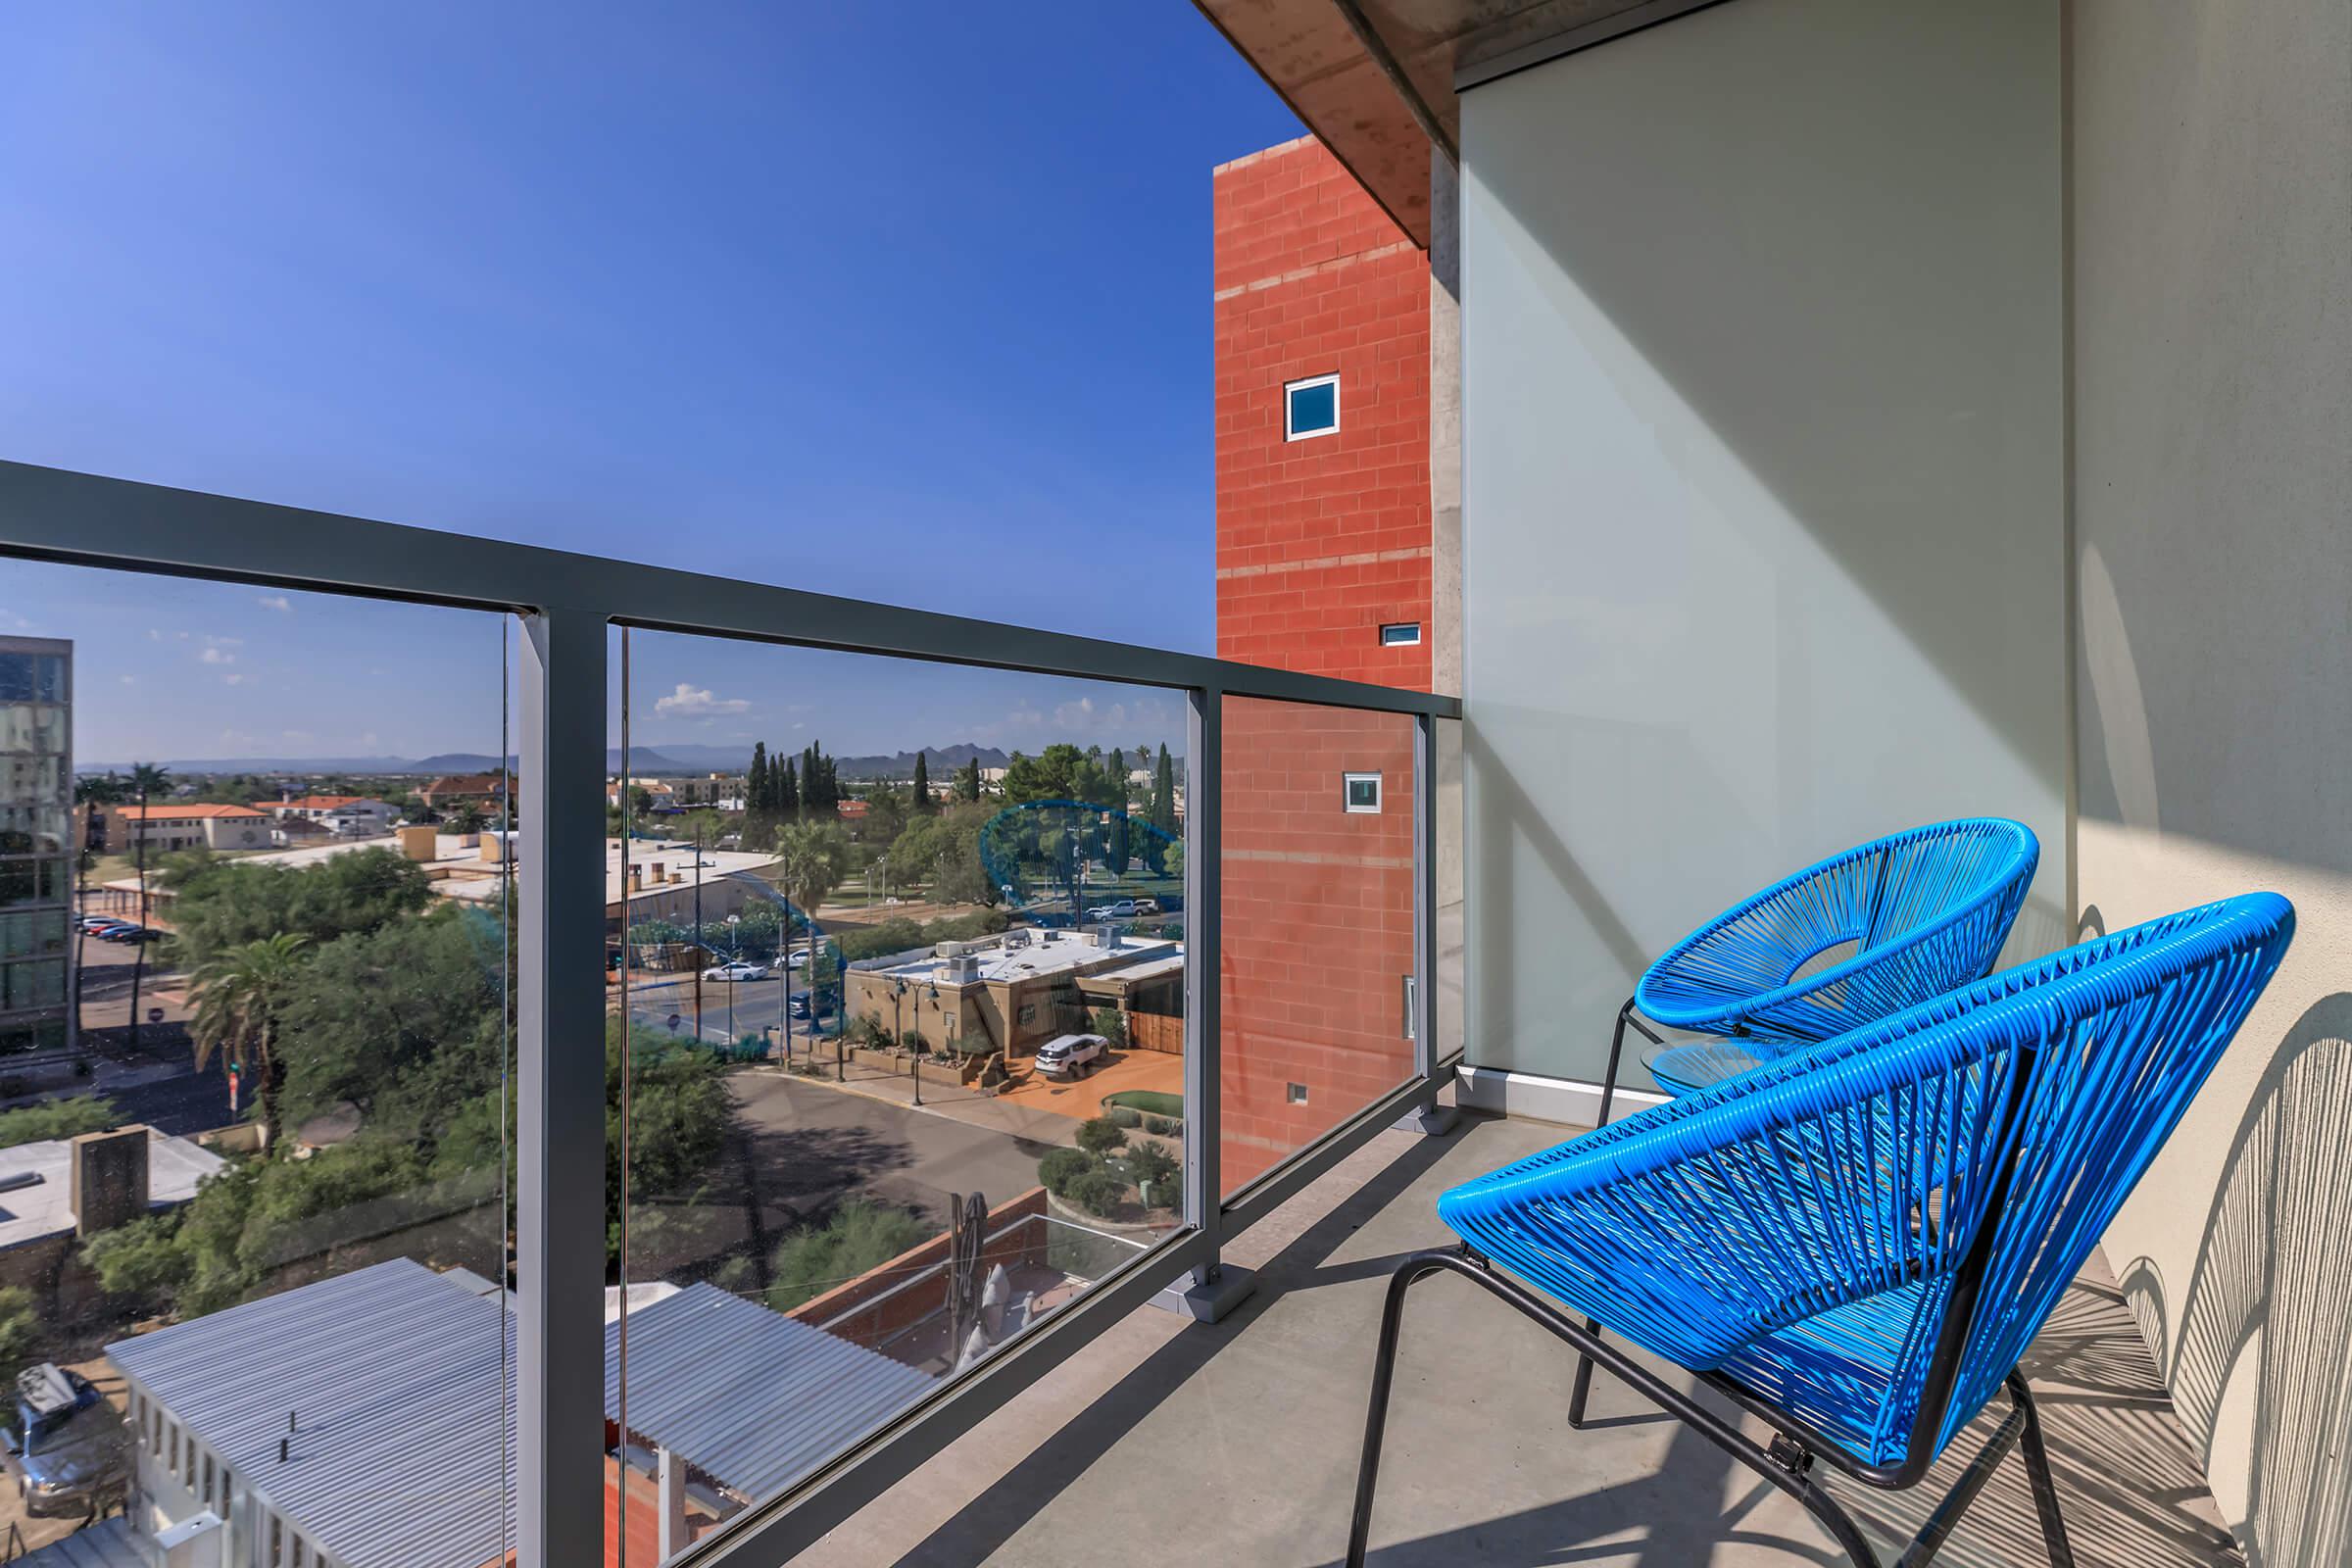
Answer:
xmin=653 ymin=682 xmax=749 ymax=719
xmin=222 ymin=673 xmax=247 ymax=686
xmin=200 ymin=646 xmax=236 ymax=665
xmin=257 ymin=595 xmax=292 ymax=612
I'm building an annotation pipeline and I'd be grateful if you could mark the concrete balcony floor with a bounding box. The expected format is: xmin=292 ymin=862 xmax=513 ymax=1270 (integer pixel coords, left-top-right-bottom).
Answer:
xmin=809 ymin=1110 xmax=2241 ymax=1567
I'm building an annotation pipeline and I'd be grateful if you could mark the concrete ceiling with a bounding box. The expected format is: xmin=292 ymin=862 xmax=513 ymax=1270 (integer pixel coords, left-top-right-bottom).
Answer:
xmin=1195 ymin=0 xmax=1715 ymax=245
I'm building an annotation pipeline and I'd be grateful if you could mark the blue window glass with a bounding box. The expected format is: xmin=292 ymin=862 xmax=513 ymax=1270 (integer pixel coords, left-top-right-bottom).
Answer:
xmin=1285 ymin=375 xmax=1339 ymax=439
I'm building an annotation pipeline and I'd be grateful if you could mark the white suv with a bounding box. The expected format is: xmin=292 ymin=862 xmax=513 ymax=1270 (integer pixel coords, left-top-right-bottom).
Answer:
xmin=1033 ymin=1033 xmax=1108 ymax=1078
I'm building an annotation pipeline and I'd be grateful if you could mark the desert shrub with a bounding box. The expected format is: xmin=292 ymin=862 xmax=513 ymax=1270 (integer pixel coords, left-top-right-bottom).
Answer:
xmin=1143 ymin=1115 xmax=1178 ymax=1137
xmin=1066 ymin=1169 xmax=1129 ymax=1218
xmin=1124 ymin=1141 xmax=1178 ymax=1190
xmin=1039 ymin=1147 xmax=1097 ymax=1197
xmin=767 ymin=1200 xmax=930 ymax=1312
xmin=1075 ymin=1117 xmax=1128 ymax=1156
xmin=1107 ymin=1105 xmax=1141 ymax=1129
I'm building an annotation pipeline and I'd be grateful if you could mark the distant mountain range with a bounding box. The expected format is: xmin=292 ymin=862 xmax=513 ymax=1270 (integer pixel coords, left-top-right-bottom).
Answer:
xmin=76 ymin=742 xmax=1032 ymax=779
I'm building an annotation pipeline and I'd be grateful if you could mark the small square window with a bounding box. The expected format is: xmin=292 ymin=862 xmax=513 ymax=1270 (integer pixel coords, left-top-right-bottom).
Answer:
xmin=1344 ymin=773 xmax=1382 ymax=813
xmin=1286 ymin=1082 xmax=1309 ymax=1104
xmin=1379 ymin=622 xmax=1422 ymax=647
xmin=1285 ymin=373 xmax=1340 ymax=441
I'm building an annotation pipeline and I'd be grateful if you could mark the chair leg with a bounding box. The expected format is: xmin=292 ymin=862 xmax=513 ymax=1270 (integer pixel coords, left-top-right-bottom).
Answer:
xmin=1347 ymin=1251 xmax=1456 ymax=1567
xmin=1348 ymin=1248 xmax=1883 ymax=1567
xmin=1567 ymin=997 xmax=1638 ymax=1428
xmin=2008 ymin=1371 xmax=2076 ymax=1568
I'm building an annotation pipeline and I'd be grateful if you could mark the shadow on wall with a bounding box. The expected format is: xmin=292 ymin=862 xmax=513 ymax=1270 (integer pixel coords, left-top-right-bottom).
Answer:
xmin=1465 ymin=0 xmax=2066 ymax=802
xmin=2115 ymin=994 xmax=2352 ymax=1568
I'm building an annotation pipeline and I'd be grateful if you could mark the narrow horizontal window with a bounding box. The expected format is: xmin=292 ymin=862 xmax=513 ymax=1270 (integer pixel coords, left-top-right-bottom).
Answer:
xmin=1284 ymin=373 xmax=1340 ymax=440
xmin=1344 ymin=772 xmax=1382 ymax=813
xmin=1379 ymin=622 xmax=1421 ymax=647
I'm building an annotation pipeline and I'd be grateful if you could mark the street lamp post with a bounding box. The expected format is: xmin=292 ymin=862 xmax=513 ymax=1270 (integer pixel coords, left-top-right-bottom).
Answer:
xmin=724 ymin=911 xmax=740 ymax=1045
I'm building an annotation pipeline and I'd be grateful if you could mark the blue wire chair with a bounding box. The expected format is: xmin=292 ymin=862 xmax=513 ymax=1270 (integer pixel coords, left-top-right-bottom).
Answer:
xmin=1348 ymin=893 xmax=2294 ymax=1568
xmin=1577 ymin=819 xmax=2038 ymax=1427
xmin=1616 ymin=818 xmax=2039 ymax=1102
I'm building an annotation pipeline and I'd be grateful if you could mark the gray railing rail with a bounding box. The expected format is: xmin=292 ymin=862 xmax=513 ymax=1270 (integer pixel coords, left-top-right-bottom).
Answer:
xmin=0 ymin=459 xmax=1460 ymax=1568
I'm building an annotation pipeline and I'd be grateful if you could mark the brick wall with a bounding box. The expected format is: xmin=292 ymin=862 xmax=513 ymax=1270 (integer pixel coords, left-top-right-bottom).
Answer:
xmin=1220 ymin=698 xmax=1417 ymax=1187
xmin=1214 ymin=135 xmax=1432 ymax=691
xmin=1213 ymin=138 xmax=1430 ymax=1188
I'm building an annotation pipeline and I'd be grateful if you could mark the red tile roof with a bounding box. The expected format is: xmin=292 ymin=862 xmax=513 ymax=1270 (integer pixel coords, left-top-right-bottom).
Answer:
xmin=113 ymin=804 xmax=267 ymax=819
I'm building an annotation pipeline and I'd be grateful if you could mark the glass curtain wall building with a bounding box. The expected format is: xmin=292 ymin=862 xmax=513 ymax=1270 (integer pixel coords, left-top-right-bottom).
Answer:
xmin=0 ymin=636 xmax=73 ymax=1059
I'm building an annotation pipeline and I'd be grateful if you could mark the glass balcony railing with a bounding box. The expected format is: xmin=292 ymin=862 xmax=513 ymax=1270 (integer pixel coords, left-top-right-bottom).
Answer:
xmin=0 ymin=460 xmax=1458 ymax=1568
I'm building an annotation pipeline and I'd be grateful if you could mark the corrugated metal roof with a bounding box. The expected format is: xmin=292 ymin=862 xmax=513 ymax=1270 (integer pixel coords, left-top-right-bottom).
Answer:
xmin=108 ymin=1259 xmax=514 ymax=1568
xmin=605 ymin=1283 xmax=933 ymax=1503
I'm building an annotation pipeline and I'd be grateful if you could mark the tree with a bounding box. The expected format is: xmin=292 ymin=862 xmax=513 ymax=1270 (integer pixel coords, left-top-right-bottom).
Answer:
xmin=0 ymin=1096 xmax=120 ymax=1146
xmin=910 ymin=752 xmax=932 ymax=813
xmin=1076 ymin=1116 xmax=1128 ymax=1156
xmin=777 ymin=757 xmax=799 ymax=817
xmin=1152 ymin=744 xmax=1177 ymax=834
xmin=74 ymin=771 xmax=128 ymax=807
xmin=766 ymin=1200 xmax=931 ymax=1312
xmin=125 ymin=761 xmax=172 ymax=1051
xmin=1104 ymin=748 xmax=1129 ymax=872
xmin=167 ymin=847 xmax=433 ymax=972
xmin=954 ymin=758 xmax=981 ymax=803
xmin=189 ymin=933 xmax=312 ymax=1151
xmin=857 ymin=787 xmax=907 ymax=851
xmin=772 ymin=821 xmax=851 ymax=934
xmin=603 ymin=1020 xmax=733 ymax=1259
xmin=272 ymin=907 xmax=505 ymax=1141
xmin=446 ymin=802 xmax=489 ymax=835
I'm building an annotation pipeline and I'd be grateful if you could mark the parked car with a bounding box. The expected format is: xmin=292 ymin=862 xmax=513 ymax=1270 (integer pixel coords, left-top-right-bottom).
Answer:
xmin=1085 ymin=900 xmax=1139 ymax=921
xmin=1 ymin=1364 xmax=130 ymax=1519
xmin=787 ymin=989 xmax=835 ymax=1021
xmin=1133 ymin=897 xmax=1160 ymax=916
xmin=784 ymin=946 xmax=813 ymax=969
xmin=703 ymin=960 xmax=769 ymax=983
xmin=1034 ymin=1032 xmax=1109 ymax=1079
xmin=76 ymin=915 xmax=123 ymax=935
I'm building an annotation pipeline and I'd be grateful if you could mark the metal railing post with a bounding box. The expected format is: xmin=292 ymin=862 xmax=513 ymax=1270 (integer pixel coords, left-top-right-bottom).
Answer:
xmin=1156 ymin=684 xmax=1251 ymax=1321
xmin=1396 ymin=711 xmax=1456 ymax=1135
xmin=515 ymin=607 xmax=609 ymax=1568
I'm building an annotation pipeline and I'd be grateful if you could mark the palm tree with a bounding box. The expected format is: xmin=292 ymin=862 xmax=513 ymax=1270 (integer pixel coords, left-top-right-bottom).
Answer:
xmin=189 ymin=932 xmax=310 ymax=1151
xmin=446 ymin=802 xmax=488 ymax=835
xmin=124 ymin=761 xmax=172 ymax=1051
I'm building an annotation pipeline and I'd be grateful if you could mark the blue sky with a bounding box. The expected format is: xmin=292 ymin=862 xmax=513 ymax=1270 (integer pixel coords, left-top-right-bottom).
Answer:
xmin=1 ymin=2 xmax=1297 ymax=764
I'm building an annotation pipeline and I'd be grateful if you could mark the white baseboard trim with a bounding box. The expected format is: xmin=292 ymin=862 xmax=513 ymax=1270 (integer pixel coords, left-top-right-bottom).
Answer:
xmin=1454 ymin=1063 xmax=1668 ymax=1129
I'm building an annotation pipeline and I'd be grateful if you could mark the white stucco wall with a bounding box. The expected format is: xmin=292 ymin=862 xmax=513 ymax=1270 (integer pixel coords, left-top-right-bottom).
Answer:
xmin=2071 ymin=2 xmax=2352 ymax=1558
xmin=1458 ymin=0 xmax=2069 ymax=1101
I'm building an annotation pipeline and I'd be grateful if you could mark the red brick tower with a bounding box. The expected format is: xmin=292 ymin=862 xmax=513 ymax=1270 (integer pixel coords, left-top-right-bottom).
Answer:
xmin=1212 ymin=137 xmax=1433 ymax=1186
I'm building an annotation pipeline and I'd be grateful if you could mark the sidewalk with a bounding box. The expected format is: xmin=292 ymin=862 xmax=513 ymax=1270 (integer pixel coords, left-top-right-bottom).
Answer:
xmin=756 ymin=1053 xmax=1085 ymax=1148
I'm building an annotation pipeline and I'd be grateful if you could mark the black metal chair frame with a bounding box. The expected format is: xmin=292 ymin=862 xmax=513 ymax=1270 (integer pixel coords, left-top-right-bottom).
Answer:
xmin=1345 ymin=1001 xmax=2077 ymax=1568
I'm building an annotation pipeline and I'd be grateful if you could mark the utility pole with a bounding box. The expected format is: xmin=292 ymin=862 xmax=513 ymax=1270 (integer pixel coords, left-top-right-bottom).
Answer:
xmin=692 ymin=821 xmax=704 ymax=1042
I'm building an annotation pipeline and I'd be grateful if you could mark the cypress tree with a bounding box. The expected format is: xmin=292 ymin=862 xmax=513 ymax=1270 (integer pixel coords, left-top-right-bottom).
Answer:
xmin=779 ymin=757 xmax=799 ymax=816
xmin=1152 ymin=743 xmax=1177 ymax=832
xmin=911 ymin=751 xmax=932 ymax=813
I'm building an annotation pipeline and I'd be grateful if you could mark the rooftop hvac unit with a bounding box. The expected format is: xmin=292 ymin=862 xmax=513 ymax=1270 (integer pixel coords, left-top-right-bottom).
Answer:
xmin=1087 ymin=923 xmax=1121 ymax=951
xmin=935 ymin=955 xmax=980 ymax=984
xmin=1003 ymin=929 xmax=1031 ymax=950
